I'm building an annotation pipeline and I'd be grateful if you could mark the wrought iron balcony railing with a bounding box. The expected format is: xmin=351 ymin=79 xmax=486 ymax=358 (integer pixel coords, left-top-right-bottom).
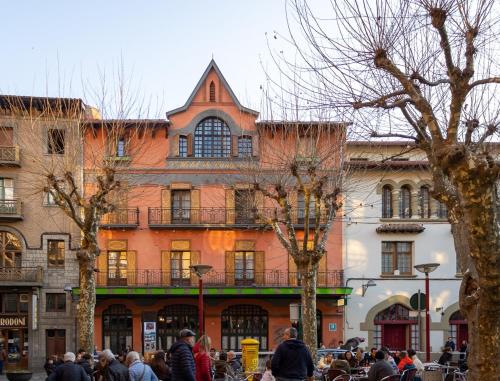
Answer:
xmin=0 ymin=267 xmax=43 ymax=284
xmin=0 ymin=146 xmax=20 ymax=166
xmin=100 ymin=208 xmax=139 ymax=228
xmin=96 ymin=269 xmax=344 ymax=288
xmin=148 ymin=207 xmax=328 ymax=227
xmin=0 ymin=199 xmax=22 ymax=220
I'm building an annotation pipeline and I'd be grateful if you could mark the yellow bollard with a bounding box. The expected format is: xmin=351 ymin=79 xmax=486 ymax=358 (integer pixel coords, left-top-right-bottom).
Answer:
xmin=241 ymin=338 xmax=260 ymax=381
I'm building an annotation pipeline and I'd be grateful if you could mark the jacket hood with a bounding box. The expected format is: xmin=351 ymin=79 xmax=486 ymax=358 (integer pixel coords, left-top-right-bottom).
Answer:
xmin=170 ymin=340 xmax=192 ymax=353
xmin=282 ymin=339 xmax=307 ymax=350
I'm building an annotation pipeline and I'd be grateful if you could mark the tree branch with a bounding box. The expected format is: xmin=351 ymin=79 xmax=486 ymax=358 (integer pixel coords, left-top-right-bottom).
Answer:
xmin=469 ymin=77 xmax=500 ymax=90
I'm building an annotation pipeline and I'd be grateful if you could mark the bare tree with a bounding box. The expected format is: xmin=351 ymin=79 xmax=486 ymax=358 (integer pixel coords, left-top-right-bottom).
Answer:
xmin=269 ymin=0 xmax=499 ymax=377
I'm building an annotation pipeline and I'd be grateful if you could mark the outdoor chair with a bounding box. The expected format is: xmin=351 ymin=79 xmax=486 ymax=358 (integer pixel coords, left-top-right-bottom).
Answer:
xmin=453 ymin=371 xmax=467 ymax=381
xmin=380 ymin=375 xmax=401 ymax=381
xmin=401 ymin=368 xmax=418 ymax=381
xmin=332 ymin=375 xmax=352 ymax=381
xmin=326 ymin=368 xmax=347 ymax=381
xmin=421 ymin=370 xmax=443 ymax=381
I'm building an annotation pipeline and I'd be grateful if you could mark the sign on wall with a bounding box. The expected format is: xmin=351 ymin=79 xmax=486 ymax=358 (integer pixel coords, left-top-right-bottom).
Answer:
xmin=328 ymin=323 xmax=337 ymax=332
xmin=143 ymin=322 xmax=157 ymax=352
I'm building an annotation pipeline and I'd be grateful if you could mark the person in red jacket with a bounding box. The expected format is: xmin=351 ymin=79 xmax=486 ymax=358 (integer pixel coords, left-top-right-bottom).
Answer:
xmin=397 ymin=351 xmax=414 ymax=373
xmin=194 ymin=335 xmax=212 ymax=381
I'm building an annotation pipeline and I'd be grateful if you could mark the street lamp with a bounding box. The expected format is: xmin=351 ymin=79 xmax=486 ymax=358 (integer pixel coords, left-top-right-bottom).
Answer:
xmin=190 ymin=264 xmax=213 ymax=336
xmin=361 ymin=279 xmax=376 ymax=297
xmin=414 ymin=263 xmax=440 ymax=362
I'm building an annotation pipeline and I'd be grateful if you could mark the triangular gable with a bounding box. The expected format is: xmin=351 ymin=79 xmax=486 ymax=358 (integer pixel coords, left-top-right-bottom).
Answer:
xmin=166 ymin=59 xmax=259 ymax=118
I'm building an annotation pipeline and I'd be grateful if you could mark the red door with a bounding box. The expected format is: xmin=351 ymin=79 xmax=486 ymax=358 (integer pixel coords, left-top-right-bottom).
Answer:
xmin=457 ymin=324 xmax=468 ymax=345
xmin=382 ymin=324 xmax=406 ymax=350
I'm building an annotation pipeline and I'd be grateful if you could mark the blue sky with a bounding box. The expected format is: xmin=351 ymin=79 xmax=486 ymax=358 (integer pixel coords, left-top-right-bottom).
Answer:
xmin=1 ymin=1 xmax=291 ymax=116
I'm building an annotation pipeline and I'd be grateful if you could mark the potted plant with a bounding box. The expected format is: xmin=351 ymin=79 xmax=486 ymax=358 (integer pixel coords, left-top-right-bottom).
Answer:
xmin=6 ymin=370 xmax=33 ymax=381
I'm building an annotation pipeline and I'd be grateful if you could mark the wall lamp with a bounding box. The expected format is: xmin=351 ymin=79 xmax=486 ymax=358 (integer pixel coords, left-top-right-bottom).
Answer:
xmin=361 ymin=279 xmax=376 ymax=297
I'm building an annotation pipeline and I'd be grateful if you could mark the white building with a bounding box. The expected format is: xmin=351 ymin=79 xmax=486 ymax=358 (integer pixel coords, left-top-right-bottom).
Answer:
xmin=343 ymin=142 xmax=467 ymax=354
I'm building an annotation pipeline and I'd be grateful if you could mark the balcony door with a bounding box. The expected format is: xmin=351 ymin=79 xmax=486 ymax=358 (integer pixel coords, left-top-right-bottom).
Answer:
xmin=0 ymin=127 xmax=13 ymax=146
xmin=0 ymin=178 xmax=14 ymax=213
xmin=0 ymin=232 xmax=22 ymax=268
xmin=171 ymin=190 xmax=191 ymax=223
xmin=235 ymin=251 xmax=254 ymax=285
xmin=107 ymin=251 xmax=128 ymax=286
xmin=235 ymin=190 xmax=255 ymax=224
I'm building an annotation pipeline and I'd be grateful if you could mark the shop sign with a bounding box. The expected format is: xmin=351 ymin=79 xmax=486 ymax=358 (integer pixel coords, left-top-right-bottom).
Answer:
xmin=143 ymin=322 xmax=157 ymax=352
xmin=0 ymin=315 xmax=27 ymax=327
xmin=328 ymin=323 xmax=337 ymax=332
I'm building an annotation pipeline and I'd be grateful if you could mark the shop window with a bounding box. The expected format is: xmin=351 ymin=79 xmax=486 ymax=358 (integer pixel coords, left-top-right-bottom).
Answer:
xmin=194 ymin=118 xmax=231 ymax=158
xmin=157 ymin=304 xmax=198 ymax=350
xmin=381 ymin=241 xmax=412 ymax=275
xmin=221 ymin=305 xmax=268 ymax=351
xmin=47 ymin=240 xmax=65 ymax=267
xmin=103 ymin=304 xmax=133 ymax=355
xmin=46 ymin=293 xmax=66 ymax=312
xmin=47 ymin=129 xmax=65 ymax=154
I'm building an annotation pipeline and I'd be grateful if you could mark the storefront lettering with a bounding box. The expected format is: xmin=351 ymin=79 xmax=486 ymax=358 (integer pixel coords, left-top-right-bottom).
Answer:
xmin=0 ymin=316 xmax=27 ymax=327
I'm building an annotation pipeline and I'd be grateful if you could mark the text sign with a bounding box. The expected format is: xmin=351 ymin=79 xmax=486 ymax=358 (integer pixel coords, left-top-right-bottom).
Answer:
xmin=0 ymin=316 xmax=27 ymax=327
xmin=328 ymin=323 xmax=337 ymax=332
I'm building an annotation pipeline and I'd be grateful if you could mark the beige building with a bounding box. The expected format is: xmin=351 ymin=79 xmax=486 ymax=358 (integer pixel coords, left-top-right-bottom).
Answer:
xmin=0 ymin=96 xmax=82 ymax=369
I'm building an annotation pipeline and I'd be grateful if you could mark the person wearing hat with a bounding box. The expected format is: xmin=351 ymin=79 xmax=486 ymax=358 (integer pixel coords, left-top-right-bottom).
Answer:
xmin=169 ymin=329 xmax=196 ymax=381
xmin=47 ymin=352 xmax=90 ymax=381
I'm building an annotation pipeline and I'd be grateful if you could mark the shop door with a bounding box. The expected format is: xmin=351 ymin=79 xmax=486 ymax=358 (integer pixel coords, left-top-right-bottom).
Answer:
xmin=382 ymin=324 xmax=406 ymax=350
xmin=46 ymin=329 xmax=66 ymax=357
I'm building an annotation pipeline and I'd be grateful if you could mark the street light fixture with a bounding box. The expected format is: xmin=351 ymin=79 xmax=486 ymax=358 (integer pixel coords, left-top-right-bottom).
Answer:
xmin=414 ymin=262 xmax=440 ymax=362
xmin=190 ymin=264 xmax=213 ymax=336
xmin=361 ymin=279 xmax=377 ymax=297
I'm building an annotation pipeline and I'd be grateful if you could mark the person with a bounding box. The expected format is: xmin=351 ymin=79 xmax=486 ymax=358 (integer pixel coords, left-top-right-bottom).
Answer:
xmin=44 ymin=355 xmax=58 ymax=377
xmin=78 ymin=353 xmax=95 ymax=381
xmin=213 ymin=352 xmax=235 ymax=381
xmin=48 ymin=352 xmax=90 ymax=381
xmin=355 ymin=348 xmax=364 ymax=366
xmin=77 ymin=349 xmax=87 ymax=361
xmin=344 ymin=351 xmax=357 ymax=369
xmin=151 ymin=351 xmax=170 ymax=381
xmin=262 ymin=360 xmax=275 ymax=381
xmin=458 ymin=340 xmax=468 ymax=371
xmin=169 ymin=329 xmax=196 ymax=381
xmin=367 ymin=350 xmax=395 ymax=381
xmin=127 ymin=351 xmax=158 ymax=381
xmin=336 ymin=341 xmax=344 ymax=349
xmin=0 ymin=346 xmax=6 ymax=375
xmin=317 ymin=353 xmax=334 ymax=369
xmin=380 ymin=348 xmax=398 ymax=373
xmin=393 ymin=351 xmax=401 ymax=366
xmin=271 ymin=327 xmax=314 ymax=381
xmin=100 ymin=349 xmax=130 ymax=381
xmin=407 ymin=349 xmax=423 ymax=379
xmin=444 ymin=337 xmax=456 ymax=352
xmin=194 ymin=335 xmax=212 ymax=381
xmin=397 ymin=351 xmax=413 ymax=373
xmin=226 ymin=351 xmax=241 ymax=374
xmin=331 ymin=353 xmax=350 ymax=373
xmin=438 ymin=347 xmax=453 ymax=365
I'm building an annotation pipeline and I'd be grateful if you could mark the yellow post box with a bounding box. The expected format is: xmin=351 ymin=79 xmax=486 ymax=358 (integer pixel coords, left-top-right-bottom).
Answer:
xmin=241 ymin=338 xmax=260 ymax=379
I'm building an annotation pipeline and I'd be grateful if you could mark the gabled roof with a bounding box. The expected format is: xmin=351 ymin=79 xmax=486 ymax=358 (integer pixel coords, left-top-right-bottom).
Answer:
xmin=166 ymin=59 xmax=259 ymax=118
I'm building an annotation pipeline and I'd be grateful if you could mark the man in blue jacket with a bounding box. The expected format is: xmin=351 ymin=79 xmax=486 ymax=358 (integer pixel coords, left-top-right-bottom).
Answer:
xmin=169 ymin=329 xmax=196 ymax=381
xmin=271 ymin=327 xmax=314 ymax=381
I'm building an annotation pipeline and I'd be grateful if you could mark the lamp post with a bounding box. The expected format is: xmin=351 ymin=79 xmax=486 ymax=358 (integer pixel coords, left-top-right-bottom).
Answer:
xmin=190 ymin=265 xmax=213 ymax=336
xmin=64 ymin=285 xmax=78 ymax=351
xmin=414 ymin=263 xmax=440 ymax=362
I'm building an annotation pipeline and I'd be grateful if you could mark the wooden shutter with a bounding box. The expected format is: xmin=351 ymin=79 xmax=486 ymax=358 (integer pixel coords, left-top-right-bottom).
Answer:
xmin=161 ymin=189 xmax=171 ymax=224
xmin=225 ymin=189 xmax=235 ymax=224
xmin=225 ymin=251 xmax=235 ymax=286
xmin=252 ymin=134 xmax=259 ymax=157
xmin=172 ymin=135 xmax=179 ymax=157
xmin=232 ymin=135 xmax=239 ymax=157
xmin=161 ymin=251 xmax=171 ymax=286
xmin=190 ymin=250 xmax=200 ymax=286
xmin=318 ymin=253 xmax=327 ymax=287
xmin=127 ymin=250 xmax=137 ymax=286
xmin=254 ymin=251 xmax=265 ymax=285
xmin=191 ymin=189 xmax=200 ymax=223
xmin=97 ymin=252 xmax=108 ymax=286
xmin=289 ymin=191 xmax=298 ymax=224
xmin=288 ymin=254 xmax=297 ymax=286
xmin=187 ymin=134 xmax=193 ymax=156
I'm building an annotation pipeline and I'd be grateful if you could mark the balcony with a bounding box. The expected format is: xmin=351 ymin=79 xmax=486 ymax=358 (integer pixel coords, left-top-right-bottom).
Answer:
xmin=0 ymin=146 xmax=20 ymax=166
xmin=0 ymin=267 xmax=43 ymax=286
xmin=96 ymin=269 xmax=344 ymax=288
xmin=148 ymin=207 xmax=328 ymax=229
xmin=100 ymin=208 xmax=139 ymax=229
xmin=0 ymin=199 xmax=23 ymax=221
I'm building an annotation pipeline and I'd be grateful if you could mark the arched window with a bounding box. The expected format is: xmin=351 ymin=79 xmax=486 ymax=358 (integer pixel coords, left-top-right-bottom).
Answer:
xmin=449 ymin=310 xmax=468 ymax=346
xmin=157 ymin=304 xmax=198 ymax=350
xmin=0 ymin=231 xmax=22 ymax=268
xmin=221 ymin=305 xmax=268 ymax=351
xmin=209 ymin=81 xmax=216 ymax=102
xmin=194 ymin=118 xmax=231 ymax=158
xmin=382 ymin=185 xmax=393 ymax=218
xmin=419 ymin=186 xmax=431 ymax=218
xmin=102 ymin=304 xmax=133 ymax=355
xmin=399 ymin=186 xmax=412 ymax=218
xmin=374 ymin=304 xmax=417 ymax=350
xmin=437 ymin=201 xmax=448 ymax=219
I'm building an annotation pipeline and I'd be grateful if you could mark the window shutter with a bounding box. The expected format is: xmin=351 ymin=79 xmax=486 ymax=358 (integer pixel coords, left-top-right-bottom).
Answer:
xmin=187 ymin=134 xmax=193 ymax=156
xmin=191 ymin=189 xmax=200 ymax=223
xmin=288 ymin=254 xmax=297 ymax=286
xmin=318 ymin=253 xmax=327 ymax=287
xmin=288 ymin=191 xmax=298 ymax=224
xmin=97 ymin=252 xmax=108 ymax=286
xmin=172 ymin=135 xmax=180 ymax=157
xmin=232 ymin=135 xmax=239 ymax=157
xmin=161 ymin=251 xmax=171 ymax=286
xmin=127 ymin=250 xmax=137 ymax=286
xmin=225 ymin=189 xmax=235 ymax=224
xmin=190 ymin=250 xmax=200 ymax=286
xmin=252 ymin=134 xmax=259 ymax=157
xmin=225 ymin=251 xmax=235 ymax=286
xmin=161 ymin=189 xmax=171 ymax=224
xmin=254 ymin=251 xmax=265 ymax=285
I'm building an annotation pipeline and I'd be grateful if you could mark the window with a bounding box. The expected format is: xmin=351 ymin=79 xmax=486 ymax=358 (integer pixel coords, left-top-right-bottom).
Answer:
xmin=0 ymin=178 xmax=15 ymax=213
xmin=382 ymin=185 xmax=393 ymax=218
xmin=419 ymin=186 xmax=431 ymax=218
xmin=47 ymin=240 xmax=64 ymax=267
xmin=103 ymin=305 xmax=133 ymax=355
xmin=297 ymin=192 xmax=316 ymax=224
xmin=238 ymin=136 xmax=253 ymax=158
xmin=171 ymin=190 xmax=191 ymax=223
xmin=235 ymin=189 xmax=256 ymax=224
xmin=209 ymin=81 xmax=216 ymax=102
xmin=221 ymin=305 xmax=268 ymax=351
xmin=194 ymin=118 xmax=231 ymax=158
xmin=47 ymin=129 xmax=65 ymax=154
xmin=44 ymin=192 xmax=57 ymax=206
xmin=381 ymin=241 xmax=412 ymax=275
xmin=157 ymin=304 xmax=198 ymax=350
xmin=2 ymin=294 xmax=28 ymax=313
xmin=179 ymin=136 xmax=188 ymax=158
xmin=108 ymin=251 xmax=128 ymax=286
xmin=0 ymin=231 xmax=22 ymax=268
xmin=170 ymin=251 xmax=191 ymax=285
xmin=46 ymin=293 xmax=66 ymax=312
xmin=235 ymin=251 xmax=254 ymax=285
xmin=399 ymin=186 xmax=412 ymax=218
xmin=437 ymin=201 xmax=448 ymax=219
xmin=116 ymin=138 xmax=126 ymax=157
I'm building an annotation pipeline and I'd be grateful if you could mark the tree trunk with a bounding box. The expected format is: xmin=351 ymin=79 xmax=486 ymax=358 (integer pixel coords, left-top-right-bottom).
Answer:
xmin=300 ymin=262 xmax=318 ymax=361
xmin=77 ymin=245 xmax=98 ymax=354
